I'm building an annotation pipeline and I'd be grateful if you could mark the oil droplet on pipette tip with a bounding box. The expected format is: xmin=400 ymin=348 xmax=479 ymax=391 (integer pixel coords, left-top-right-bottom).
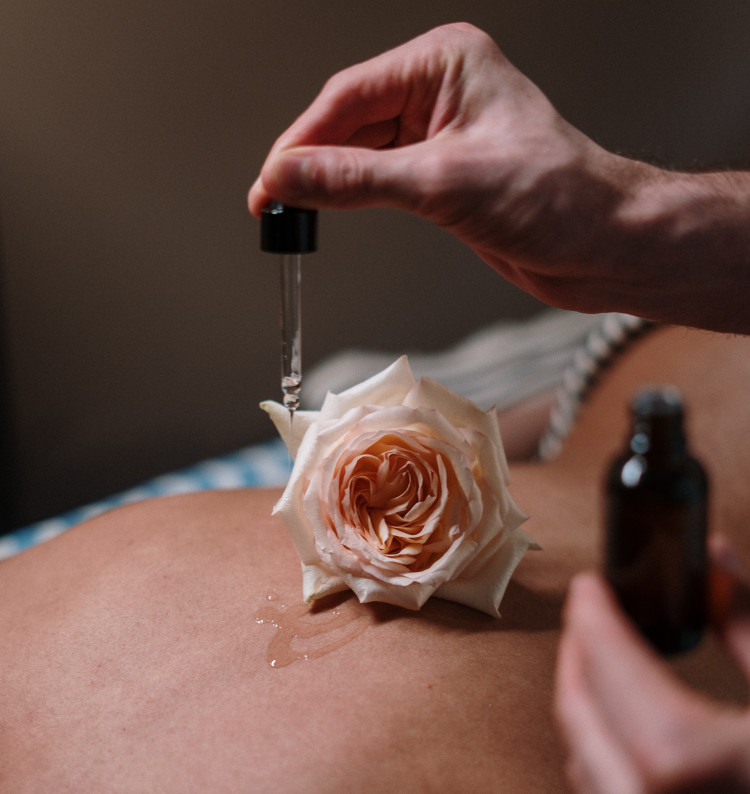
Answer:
xmin=282 ymin=374 xmax=301 ymax=415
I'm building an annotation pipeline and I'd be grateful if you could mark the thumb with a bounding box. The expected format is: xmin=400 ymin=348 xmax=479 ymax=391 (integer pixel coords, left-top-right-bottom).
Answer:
xmin=254 ymin=144 xmax=423 ymax=214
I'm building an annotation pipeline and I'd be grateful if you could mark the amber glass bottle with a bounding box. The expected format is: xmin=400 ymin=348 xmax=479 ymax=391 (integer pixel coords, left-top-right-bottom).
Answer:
xmin=605 ymin=387 xmax=708 ymax=655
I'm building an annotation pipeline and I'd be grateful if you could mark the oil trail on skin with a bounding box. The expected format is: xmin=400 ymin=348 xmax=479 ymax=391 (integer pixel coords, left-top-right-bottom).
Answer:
xmin=255 ymin=593 xmax=369 ymax=668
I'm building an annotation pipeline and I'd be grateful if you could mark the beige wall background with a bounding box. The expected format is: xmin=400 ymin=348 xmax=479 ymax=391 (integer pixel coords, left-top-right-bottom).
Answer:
xmin=2 ymin=0 xmax=750 ymax=526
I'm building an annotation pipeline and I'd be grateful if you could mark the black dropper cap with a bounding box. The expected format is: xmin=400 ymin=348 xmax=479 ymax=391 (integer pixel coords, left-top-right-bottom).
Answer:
xmin=631 ymin=386 xmax=684 ymax=419
xmin=630 ymin=385 xmax=687 ymax=457
xmin=260 ymin=202 xmax=318 ymax=254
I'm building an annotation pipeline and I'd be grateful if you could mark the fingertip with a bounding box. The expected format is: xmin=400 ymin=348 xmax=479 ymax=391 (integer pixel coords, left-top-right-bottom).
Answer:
xmin=261 ymin=149 xmax=314 ymax=206
xmin=562 ymin=571 xmax=635 ymax=652
xmin=569 ymin=570 xmax=605 ymax=594
xmin=247 ymin=175 xmax=269 ymax=218
xmin=564 ymin=571 xmax=607 ymax=620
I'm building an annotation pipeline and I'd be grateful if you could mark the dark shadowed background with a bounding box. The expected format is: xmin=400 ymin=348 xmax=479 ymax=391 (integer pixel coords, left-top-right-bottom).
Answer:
xmin=2 ymin=0 xmax=749 ymax=527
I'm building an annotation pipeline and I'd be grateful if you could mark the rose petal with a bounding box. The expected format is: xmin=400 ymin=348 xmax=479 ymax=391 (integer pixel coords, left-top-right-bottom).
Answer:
xmin=260 ymin=401 xmax=317 ymax=459
xmin=301 ymin=561 xmax=348 ymax=603
xmin=436 ymin=525 xmax=538 ymax=617
xmin=263 ymin=354 xmax=537 ymax=617
xmin=404 ymin=378 xmax=511 ymax=483
xmin=318 ymin=355 xmax=416 ymax=421
xmin=342 ymin=569 xmax=444 ymax=611
xmin=272 ymin=471 xmax=320 ymax=564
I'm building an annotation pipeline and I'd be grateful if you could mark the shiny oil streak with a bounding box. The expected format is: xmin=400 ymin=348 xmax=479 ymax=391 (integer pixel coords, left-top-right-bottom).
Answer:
xmin=255 ymin=593 xmax=369 ymax=668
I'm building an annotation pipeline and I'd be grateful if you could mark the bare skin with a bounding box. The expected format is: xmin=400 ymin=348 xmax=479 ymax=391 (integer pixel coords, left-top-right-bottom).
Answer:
xmin=1 ymin=325 xmax=749 ymax=792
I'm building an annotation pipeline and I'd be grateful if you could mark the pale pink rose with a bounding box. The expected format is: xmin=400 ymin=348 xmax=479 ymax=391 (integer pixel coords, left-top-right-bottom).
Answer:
xmin=261 ymin=356 xmax=537 ymax=617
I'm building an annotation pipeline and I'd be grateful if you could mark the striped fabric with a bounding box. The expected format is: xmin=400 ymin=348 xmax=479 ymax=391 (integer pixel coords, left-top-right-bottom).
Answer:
xmin=0 ymin=439 xmax=293 ymax=560
xmin=1 ymin=310 xmax=651 ymax=561
xmin=302 ymin=309 xmax=630 ymax=412
xmin=537 ymin=313 xmax=654 ymax=460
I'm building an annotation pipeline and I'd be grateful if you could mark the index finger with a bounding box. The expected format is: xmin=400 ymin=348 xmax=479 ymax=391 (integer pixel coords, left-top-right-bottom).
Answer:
xmin=248 ymin=37 xmax=434 ymax=216
xmin=264 ymin=34 xmax=445 ymax=159
xmin=560 ymin=574 xmax=708 ymax=758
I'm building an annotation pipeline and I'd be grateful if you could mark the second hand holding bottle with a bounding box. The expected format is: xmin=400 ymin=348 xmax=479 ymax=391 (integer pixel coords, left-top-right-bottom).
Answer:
xmin=604 ymin=386 xmax=708 ymax=655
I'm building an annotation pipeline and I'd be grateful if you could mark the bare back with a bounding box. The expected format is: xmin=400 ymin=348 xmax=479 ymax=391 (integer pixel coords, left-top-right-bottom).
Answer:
xmin=1 ymin=326 xmax=749 ymax=792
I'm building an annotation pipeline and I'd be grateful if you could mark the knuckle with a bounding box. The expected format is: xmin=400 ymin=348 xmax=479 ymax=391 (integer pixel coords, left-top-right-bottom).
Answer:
xmin=432 ymin=21 xmax=490 ymax=45
xmin=318 ymin=148 xmax=370 ymax=204
xmin=336 ymin=151 xmax=365 ymax=194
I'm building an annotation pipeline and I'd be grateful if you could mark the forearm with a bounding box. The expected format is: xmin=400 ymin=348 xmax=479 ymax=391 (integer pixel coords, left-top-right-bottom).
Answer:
xmin=598 ymin=160 xmax=750 ymax=333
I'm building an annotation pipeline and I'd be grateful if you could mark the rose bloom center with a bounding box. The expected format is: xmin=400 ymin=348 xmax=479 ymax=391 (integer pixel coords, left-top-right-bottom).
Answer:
xmin=330 ymin=432 xmax=467 ymax=572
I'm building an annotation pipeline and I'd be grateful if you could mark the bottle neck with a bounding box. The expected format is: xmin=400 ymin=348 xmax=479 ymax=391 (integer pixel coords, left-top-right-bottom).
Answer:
xmin=630 ymin=414 xmax=687 ymax=462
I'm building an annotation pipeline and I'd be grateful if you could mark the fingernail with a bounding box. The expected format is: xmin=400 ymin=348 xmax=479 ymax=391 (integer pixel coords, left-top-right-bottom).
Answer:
xmin=273 ymin=153 xmax=312 ymax=198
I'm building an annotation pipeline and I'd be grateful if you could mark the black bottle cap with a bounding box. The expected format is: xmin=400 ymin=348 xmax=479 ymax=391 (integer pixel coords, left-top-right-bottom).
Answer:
xmin=260 ymin=202 xmax=318 ymax=254
xmin=631 ymin=386 xmax=684 ymax=418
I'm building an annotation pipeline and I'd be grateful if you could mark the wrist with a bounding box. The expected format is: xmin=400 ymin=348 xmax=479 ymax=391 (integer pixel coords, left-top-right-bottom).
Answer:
xmin=601 ymin=159 xmax=750 ymax=333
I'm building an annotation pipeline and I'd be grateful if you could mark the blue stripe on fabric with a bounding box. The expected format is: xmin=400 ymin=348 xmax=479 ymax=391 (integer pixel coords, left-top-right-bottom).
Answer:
xmin=0 ymin=437 xmax=292 ymax=560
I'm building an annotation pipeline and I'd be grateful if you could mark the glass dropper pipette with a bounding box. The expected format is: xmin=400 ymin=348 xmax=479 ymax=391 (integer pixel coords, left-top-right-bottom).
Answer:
xmin=279 ymin=251 xmax=302 ymax=412
xmin=261 ymin=202 xmax=318 ymax=419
